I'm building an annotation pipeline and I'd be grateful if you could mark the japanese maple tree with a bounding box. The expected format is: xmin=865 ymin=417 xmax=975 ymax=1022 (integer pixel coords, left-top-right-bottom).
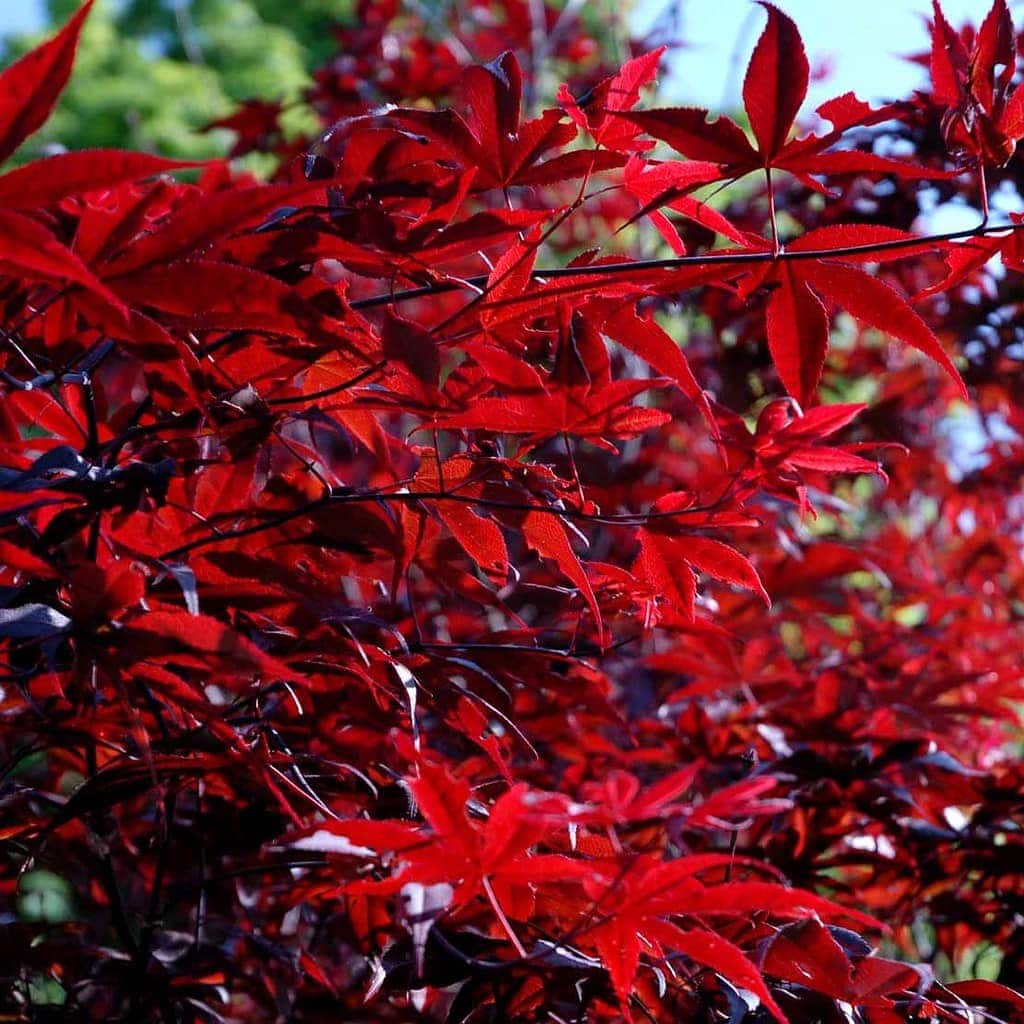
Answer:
xmin=1 ymin=1 xmax=1023 ymax=1022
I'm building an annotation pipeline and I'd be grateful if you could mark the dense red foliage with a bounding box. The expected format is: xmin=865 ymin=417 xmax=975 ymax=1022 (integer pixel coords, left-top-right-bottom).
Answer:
xmin=1 ymin=1 xmax=1023 ymax=1021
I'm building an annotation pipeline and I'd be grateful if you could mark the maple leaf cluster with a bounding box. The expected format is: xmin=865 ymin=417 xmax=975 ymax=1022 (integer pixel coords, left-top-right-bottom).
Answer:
xmin=1 ymin=1 xmax=1023 ymax=1022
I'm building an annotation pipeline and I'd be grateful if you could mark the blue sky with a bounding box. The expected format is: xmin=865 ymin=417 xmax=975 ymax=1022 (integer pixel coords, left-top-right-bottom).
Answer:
xmin=1 ymin=0 xmax=41 ymax=35
xmin=649 ymin=0 xmax=994 ymax=106
xmin=0 ymin=0 xmax=999 ymax=105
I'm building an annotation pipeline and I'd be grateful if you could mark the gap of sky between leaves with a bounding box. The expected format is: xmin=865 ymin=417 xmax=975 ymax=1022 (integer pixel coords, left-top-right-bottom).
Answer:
xmin=640 ymin=0 xmax=992 ymax=108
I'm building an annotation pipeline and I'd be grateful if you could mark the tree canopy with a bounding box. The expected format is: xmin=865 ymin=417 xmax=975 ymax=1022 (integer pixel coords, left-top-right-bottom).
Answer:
xmin=1 ymin=1 xmax=1023 ymax=1021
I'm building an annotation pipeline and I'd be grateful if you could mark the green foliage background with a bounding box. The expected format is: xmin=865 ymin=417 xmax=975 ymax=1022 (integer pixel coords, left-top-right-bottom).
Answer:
xmin=0 ymin=0 xmax=346 ymax=161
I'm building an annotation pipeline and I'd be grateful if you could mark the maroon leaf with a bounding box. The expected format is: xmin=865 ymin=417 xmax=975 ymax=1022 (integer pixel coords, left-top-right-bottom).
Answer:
xmin=0 ymin=209 xmax=125 ymax=310
xmin=382 ymin=313 xmax=440 ymax=392
xmin=0 ymin=0 xmax=93 ymax=162
xmin=765 ymin=263 xmax=830 ymax=405
xmin=743 ymin=3 xmax=809 ymax=161
xmin=0 ymin=150 xmax=199 ymax=209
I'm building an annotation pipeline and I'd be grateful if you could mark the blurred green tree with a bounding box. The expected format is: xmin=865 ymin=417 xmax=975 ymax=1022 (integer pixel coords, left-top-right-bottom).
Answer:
xmin=0 ymin=0 xmax=337 ymax=160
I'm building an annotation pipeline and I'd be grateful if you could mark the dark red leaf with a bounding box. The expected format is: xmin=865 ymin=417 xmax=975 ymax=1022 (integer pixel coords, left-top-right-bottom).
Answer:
xmin=743 ymin=3 xmax=809 ymax=161
xmin=0 ymin=0 xmax=93 ymax=162
xmin=0 ymin=150 xmax=199 ymax=209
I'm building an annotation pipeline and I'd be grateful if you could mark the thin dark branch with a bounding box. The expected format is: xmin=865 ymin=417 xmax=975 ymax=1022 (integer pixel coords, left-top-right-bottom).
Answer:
xmin=263 ymin=361 xmax=385 ymax=407
xmin=158 ymin=486 xmax=731 ymax=560
xmin=349 ymin=218 xmax=1020 ymax=310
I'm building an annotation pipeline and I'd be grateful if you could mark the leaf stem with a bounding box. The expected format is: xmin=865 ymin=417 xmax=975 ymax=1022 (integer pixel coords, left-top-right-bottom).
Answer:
xmin=482 ymin=875 xmax=528 ymax=958
xmin=765 ymin=167 xmax=780 ymax=257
